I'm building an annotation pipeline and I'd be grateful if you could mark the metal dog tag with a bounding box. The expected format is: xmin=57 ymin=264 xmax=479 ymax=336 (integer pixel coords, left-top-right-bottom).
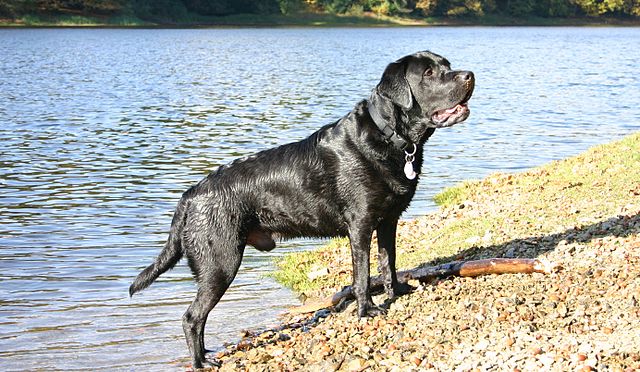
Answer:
xmin=404 ymin=144 xmax=417 ymax=180
xmin=404 ymin=161 xmax=416 ymax=180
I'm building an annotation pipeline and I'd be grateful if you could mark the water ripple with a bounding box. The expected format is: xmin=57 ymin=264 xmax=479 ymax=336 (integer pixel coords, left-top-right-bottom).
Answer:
xmin=0 ymin=27 xmax=639 ymax=370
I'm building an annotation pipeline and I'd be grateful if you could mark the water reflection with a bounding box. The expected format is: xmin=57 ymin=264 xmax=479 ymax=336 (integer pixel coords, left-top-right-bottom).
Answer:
xmin=0 ymin=27 xmax=639 ymax=370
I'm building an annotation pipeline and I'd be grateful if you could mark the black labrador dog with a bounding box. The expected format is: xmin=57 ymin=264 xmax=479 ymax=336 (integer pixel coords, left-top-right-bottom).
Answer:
xmin=130 ymin=50 xmax=474 ymax=369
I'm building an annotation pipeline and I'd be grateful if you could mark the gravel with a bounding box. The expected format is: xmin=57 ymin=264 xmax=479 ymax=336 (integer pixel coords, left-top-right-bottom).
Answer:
xmin=208 ymin=205 xmax=639 ymax=371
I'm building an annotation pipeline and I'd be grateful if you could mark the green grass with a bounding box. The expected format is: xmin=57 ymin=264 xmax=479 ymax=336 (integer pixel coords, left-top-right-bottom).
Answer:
xmin=432 ymin=180 xmax=472 ymax=207
xmin=196 ymin=12 xmax=405 ymax=27
xmin=4 ymin=13 xmax=150 ymax=27
xmin=272 ymin=132 xmax=640 ymax=296
xmin=272 ymin=238 xmax=350 ymax=294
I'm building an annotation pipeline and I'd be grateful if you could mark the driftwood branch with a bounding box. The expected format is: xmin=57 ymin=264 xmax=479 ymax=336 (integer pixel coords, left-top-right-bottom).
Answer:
xmin=288 ymin=258 xmax=555 ymax=315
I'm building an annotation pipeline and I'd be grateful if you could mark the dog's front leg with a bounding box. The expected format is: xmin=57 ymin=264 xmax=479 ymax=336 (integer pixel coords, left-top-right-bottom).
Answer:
xmin=349 ymin=225 xmax=386 ymax=318
xmin=377 ymin=218 xmax=414 ymax=299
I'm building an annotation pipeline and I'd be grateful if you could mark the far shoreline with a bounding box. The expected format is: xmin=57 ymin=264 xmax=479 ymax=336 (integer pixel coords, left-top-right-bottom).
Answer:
xmin=2 ymin=12 xmax=639 ymax=29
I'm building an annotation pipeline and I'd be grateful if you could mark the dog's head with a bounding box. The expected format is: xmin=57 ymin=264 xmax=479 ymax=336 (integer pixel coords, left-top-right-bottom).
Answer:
xmin=372 ymin=51 xmax=475 ymax=143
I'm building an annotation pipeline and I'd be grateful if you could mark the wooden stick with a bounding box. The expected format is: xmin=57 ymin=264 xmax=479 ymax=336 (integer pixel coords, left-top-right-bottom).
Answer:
xmin=288 ymin=258 xmax=554 ymax=315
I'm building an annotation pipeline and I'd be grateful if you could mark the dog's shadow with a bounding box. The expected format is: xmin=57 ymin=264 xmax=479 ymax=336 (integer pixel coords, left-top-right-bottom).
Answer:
xmin=423 ymin=211 xmax=638 ymax=266
xmin=337 ymin=211 xmax=640 ymax=312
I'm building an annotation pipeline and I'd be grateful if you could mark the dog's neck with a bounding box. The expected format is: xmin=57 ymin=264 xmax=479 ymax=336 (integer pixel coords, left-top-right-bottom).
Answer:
xmin=367 ymin=94 xmax=412 ymax=151
xmin=367 ymin=92 xmax=437 ymax=151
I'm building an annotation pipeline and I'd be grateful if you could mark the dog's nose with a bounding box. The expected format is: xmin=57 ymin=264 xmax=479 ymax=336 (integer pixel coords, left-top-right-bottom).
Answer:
xmin=456 ymin=71 xmax=474 ymax=82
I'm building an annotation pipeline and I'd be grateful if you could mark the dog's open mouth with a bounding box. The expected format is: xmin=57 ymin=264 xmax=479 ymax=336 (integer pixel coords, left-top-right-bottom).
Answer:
xmin=431 ymin=102 xmax=470 ymax=128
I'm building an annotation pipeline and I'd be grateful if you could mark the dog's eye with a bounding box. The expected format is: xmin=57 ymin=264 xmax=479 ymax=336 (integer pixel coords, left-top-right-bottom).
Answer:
xmin=424 ymin=68 xmax=433 ymax=77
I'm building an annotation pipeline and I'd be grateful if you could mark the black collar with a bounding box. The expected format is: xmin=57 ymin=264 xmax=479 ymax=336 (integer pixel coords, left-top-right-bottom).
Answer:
xmin=367 ymin=101 xmax=411 ymax=151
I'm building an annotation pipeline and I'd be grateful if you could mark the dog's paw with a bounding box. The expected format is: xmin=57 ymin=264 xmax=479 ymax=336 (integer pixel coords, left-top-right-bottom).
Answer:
xmin=358 ymin=303 xmax=387 ymax=318
xmin=190 ymin=357 xmax=220 ymax=371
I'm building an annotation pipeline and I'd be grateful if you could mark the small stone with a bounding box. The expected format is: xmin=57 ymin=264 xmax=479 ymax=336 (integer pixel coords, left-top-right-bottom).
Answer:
xmin=475 ymin=340 xmax=489 ymax=351
xmin=236 ymin=340 xmax=252 ymax=351
xmin=347 ymin=358 xmax=365 ymax=371
xmin=411 ymin=355 xmax=422 ymax=366
xmin=307 ymin=265 xmax=330 ymax=280
xmin=539 ymin=354 xmax=555 ymax=368
xmin=466 ymin=236 xmax=481 ymax=245
xmin=505 ymin=337 xmax=515 ymax=347
xmin=497 ymin=311 xmax=509 ymax=321
xmin=482 ymin=230 xmax=493 ymax=243
xmin=271 ymin=349 xmax=284 ymax=358
xmin=574 ymin=353 xmax=588 ymax=362
xmin=556 ymin=303 xmax=568 ymax=318
xmin=246 ymin=348 xmax=258 ymax=359
xmin=530 ymin=347 xmax=543 ymax=356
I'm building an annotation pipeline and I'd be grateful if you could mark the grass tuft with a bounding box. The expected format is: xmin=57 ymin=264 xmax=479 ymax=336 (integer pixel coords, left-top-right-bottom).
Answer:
xmin=433 ymin=180 xmax=472 ymax=207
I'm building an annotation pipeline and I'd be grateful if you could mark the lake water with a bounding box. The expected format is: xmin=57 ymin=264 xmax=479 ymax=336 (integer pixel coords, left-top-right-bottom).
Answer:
xmin=0 ymin=27 xmax=639 ymax=371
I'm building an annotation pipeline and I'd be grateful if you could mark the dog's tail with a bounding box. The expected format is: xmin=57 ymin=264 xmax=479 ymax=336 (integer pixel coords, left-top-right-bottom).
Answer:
xmin=129 ymin=199 xmax=188 ymax=297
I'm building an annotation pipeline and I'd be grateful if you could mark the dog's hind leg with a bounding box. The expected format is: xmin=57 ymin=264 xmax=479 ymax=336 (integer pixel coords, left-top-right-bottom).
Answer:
xmin=182 ymin=240 xmax=244 ymax=369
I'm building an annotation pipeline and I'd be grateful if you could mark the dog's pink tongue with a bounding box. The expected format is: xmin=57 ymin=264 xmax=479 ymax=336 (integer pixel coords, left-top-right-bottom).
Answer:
xmin=434 ymin=105 xmax=459 ymax=121
xmin=434 ymin=104 xmax=467 ymax=123
xmin=445 ymin=105 xmax=460 ymax=114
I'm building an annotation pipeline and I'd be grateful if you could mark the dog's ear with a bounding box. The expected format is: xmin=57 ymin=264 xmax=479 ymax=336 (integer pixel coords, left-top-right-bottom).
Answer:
xmin=376 ymin=58 xmax=412 ymax=111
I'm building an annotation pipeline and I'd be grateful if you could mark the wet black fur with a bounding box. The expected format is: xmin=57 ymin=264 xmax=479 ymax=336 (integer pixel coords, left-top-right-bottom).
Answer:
xmin=130 ymin=51 xmax=475 ymax=369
